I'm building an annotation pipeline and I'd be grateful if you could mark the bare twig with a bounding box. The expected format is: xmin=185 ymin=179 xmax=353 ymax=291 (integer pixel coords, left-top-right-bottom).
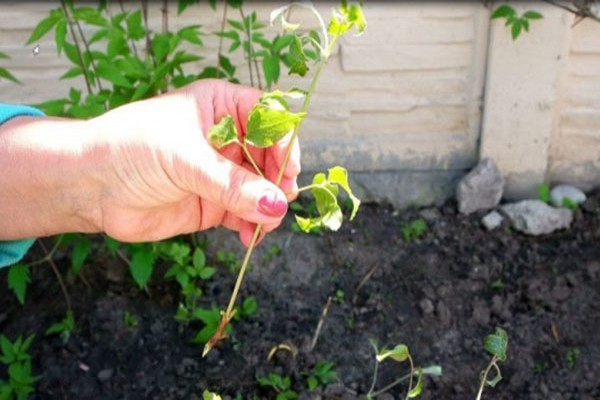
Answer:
xmin=543 ymin=0 xmax=600 ymax=24
xmin=215 ymin=2 xmax=228 ymax=79
xmin=310 ymin=296 xmax=332 ymax=351
xmin=60 ymin=0 xmax=93 ymax=96
xmin=352 ymin=265 xmax=378 ymax=305
xmin=238 ymin=7 xmax=254 ymax=87
xmin=38 ymin=239 xmax=73 ymax=317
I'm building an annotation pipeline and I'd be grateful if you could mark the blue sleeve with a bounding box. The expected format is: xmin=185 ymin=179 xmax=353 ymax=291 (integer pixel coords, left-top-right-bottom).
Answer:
xmin=0 ymin=103 xmax=45 ymax=268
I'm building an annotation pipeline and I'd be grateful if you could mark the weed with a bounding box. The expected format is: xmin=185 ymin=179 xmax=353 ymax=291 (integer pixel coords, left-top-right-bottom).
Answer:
xmin=45 ymin=311 xmax=75 ymax=344
xmin=216 ymin=250 xmax=241 ymax=273
xmin=491 ymin=4 xmax=543 ymax=40
xmin=367 ymin=340 xmax=442 ymax=399
xmin=203 ymin=1 xmax=365 ymax=355
xmin=333 ymin=289 xmax=345 ymax=303
xmin=491 ymin=278 xmax=506 ymax=290
xmin=302 ymin=361 xmax=338 ymax=391
xmin=261 ymin=244 xmax=281 ymax=262
xmin=565 ymin=347 xmax=581 ymax=369
xmin=0 ymin=334 xmax=39 ymax=400
xmin=401 ymin=218 xmax=428 ymax=242
xmin=476 ymin=327 xmax=508 ymax=400
xmin=537 ymin=183 xmax=551 ymax=204
xmin=124 ymin=311 xmax=139 ymax=328
xmin=257 ymin=373 xmax=298 ymax=400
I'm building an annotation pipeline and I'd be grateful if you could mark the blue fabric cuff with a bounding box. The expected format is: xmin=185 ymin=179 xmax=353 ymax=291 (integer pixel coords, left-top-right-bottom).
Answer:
xmin=0 ymin=103 xmax=44 ymax=268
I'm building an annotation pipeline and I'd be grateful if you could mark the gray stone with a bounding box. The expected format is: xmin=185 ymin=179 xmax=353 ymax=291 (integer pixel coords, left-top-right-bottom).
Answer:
xmin=97 ymin=368 xmax=114 ymax=382
xmin=456 ymin=158 xmax=505 ymax=214
xmin=550 ymin=184 xmax=586 ymax=207
xmin=502 ymin=200 xmax=573 ymax=236
xmin=481 ymin=210 xmax=503 ymax=230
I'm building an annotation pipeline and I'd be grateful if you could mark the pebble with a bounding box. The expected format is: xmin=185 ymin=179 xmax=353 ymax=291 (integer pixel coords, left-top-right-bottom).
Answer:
xmin=550 ymin=184 xmax=586 ymax=207
xmin=97 ymin=368 xmax=114 ymax=382
xmin=419 ymin=298 xmax=435 ymax=315
xmin=482 ymin=210 xmax=503 ymax=230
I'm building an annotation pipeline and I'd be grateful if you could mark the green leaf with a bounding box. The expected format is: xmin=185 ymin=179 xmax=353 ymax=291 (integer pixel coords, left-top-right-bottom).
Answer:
xmin=327 ymin=166 xmax=360 ymax=220
xmin=245 ymin=93 xmax=306 ymax=148
xmin=263 ymin=54 xmax=281 ymax=88
xmin=192 ymin=248 xmax=206 ymax=269
xmin=287 ymin=35 xmax=308 ymax=77
xmin=131 ymin=82 xmax=151 ymax=101
xmin=342 ymin=1 xmax=367 ymax=34
xmin=96 ymin=60 xmax=132 ymax=88
xmin=127 ymin=10 xmax=145 ymax=40
xmin=8 ymin=264 xmax=30 ymax=305
xmin=199 ymin=267 xmax=216 ymax=280
xmin=55 ymin=19 xmax=68 ymax=55
xmin=484 ymin=327 xmax=508 ymax=361
xmin=511 ymin=20 xmax=522 ymax=40
xmin=130 ymin=250 xmax=155 ymax=289
xmin=0 ymin=68 xmax=20 ymax=84
xmin=202 ymin=391 xmax=223 ymax=400
xmin=376 ymin=344 xmax=409 ymax=362
xmin=63 ymin=42 xmax=81 ymax=66
xmin=0 ymin=52 xmax=8 ymax=60
xmin=71 ymin=235 xmax=91 ymax=274
xmin=208 ymin=115 xmax=239 ymax=149
xmin=523 ymin=10 xmax=543 ymax=20
xmin=178 ymin=25 xmax=203 ymax=45
xmin=103 ymin=235 xmax=120 ymax=256
xmin=491 ymin=4 xmax=516 ymax=19
xmin=107 ymin=31 xmax=128 ymax=59
xmin=407 ymin=368 xmax=423 ymax=398
xmin=27 ymin=12 xmax=61 ymax=44
xmin=177 ymin=0 xmax=199 ymax=15
xmin=152 ymin=34 xmax=171 ymax=62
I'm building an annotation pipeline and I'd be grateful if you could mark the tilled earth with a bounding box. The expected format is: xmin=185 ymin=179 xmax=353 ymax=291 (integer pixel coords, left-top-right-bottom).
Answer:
xmin=1 ymin=191 xmax=599 ymax=399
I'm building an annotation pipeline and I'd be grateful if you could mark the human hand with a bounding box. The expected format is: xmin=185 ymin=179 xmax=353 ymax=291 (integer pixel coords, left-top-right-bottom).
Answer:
xmin=87 ymin=79 xmax=300 ymax=246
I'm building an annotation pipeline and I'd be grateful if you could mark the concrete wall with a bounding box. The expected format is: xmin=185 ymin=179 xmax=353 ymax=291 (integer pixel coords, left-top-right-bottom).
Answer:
xmin=1 ymin=2 xmax=599 ymax=208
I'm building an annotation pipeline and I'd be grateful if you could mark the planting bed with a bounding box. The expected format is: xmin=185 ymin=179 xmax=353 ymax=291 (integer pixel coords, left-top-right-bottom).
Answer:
xmin=1 ymin=191 xmax=599 ymax=399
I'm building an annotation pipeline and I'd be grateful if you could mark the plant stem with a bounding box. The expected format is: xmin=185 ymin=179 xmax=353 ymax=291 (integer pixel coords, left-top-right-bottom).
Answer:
xmin=215 ymin=2 xmax=228 ymax=79
xmin=60 ymin=0 xmax=93 ymax=96
xmin=476 ymin=356 xmax=500 ymax=400
xmin=209 ymin=31 xmax=341 ymax=356
xmin=367 ymin=357 xmax=380 ymax=399
xmin=38 ymin=239 xmax=73 ymax=317
xmin=239 ymin=7 xmax=254 ymax=88
xmin=275 ymin=35 xmax=338 ymax=185
xmin=242 ymin=141 xmax=264 ymax=178
xmin=404 ymin=354 xmax=416 ymax=400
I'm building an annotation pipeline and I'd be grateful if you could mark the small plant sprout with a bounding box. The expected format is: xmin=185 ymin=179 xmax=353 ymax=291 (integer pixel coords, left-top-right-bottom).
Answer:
xmin=301 ymin=361 xmax=338 ymax=391
xmin=491 ymin=4 xmax=543 ymax=40
xmin=202 ymin=390 xmax=223 ymax=400
xmin=203 ymin=0 xmax=366 ymax=357
xmin=0 ymin=334 xmax=39 ymax=400
xmin=476 ymin=327 xmax=509 ymax=400
xmin=537 ymin=183 xmax=551 ymax=204
xmin=257 ymin=373 xmax=298 ymax=400
xmin=45 ymin=311 xmax=75 ymax=344
xmin=401 ymin=218 xmax=428 ymax=242
xmin=367 ymin=340 xmax=442 ymax=399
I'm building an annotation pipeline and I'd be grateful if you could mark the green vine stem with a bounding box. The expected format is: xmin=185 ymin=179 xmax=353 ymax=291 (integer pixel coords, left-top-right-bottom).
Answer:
xmin=203 ymin=34 xmax=340 ymax=357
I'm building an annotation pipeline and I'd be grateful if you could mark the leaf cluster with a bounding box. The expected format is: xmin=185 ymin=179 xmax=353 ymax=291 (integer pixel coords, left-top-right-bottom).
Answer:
xmin=256 ymin=373 xmax=298 ymax=400
xmin=491 ymin=4 xmax=543 ymax=40
xmin=0 ymin=335 xmax=39 ymax=400
xmin=401 ymin=218 xmax=428 ymax=242
xmin=301 ymin=361 xmax=338 ymax=391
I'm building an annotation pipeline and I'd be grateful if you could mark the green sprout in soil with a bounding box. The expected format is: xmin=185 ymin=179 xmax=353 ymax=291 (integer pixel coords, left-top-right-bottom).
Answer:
xmin=0 ymin=334 xmax=39 ymax=400
xmin=367 ymin=340 xmax=442 ymax=399
xmin=45 ymin=311 xmax=75 ymax=344
xmin=401 ymin=218 xmax=428 ymax=242
xmin=203 ymin=0 xmax=366 ymax=357
xmin=301 ymin=361 xmax=338 ymax=391
xmin=476 ymin=327 xmax=508 ymax=400
xmin=257 ymin=373 xmax=298 ymax=400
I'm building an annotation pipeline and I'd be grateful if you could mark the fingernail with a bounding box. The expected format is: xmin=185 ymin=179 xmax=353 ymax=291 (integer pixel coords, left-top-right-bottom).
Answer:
xmin=258 ymin=190 xmax=288 ymax=217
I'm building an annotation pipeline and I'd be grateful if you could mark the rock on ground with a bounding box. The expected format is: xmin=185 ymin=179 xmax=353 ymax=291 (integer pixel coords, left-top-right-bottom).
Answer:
xmin=550 ymin=184 xmax=586 ymax=207
xmin=501 ymin=200 xmax=573 ymax=236
xmin=456 ymin=158 xmax=505 ymax=214
xmin=482 ymin=210 xmax=503 ymax=230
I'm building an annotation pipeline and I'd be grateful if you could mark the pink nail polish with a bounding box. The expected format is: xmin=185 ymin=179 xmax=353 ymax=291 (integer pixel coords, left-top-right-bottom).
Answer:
xmin=258 ymin=190 xmax=288 ymax=217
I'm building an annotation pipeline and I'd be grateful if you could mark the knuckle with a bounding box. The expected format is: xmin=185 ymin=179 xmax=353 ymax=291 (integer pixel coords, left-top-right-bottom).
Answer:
xmin=219 ymin=167 xmax=248 ymax=210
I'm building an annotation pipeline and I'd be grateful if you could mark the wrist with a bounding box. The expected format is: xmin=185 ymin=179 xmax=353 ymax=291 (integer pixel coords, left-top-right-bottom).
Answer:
xmin=0 ymin=116 xmax=104 ymax=239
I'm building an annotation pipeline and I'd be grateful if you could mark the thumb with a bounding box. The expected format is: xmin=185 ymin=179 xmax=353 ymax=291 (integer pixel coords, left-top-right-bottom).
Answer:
xmin=191 ymin=149 xmax=289 ymax=225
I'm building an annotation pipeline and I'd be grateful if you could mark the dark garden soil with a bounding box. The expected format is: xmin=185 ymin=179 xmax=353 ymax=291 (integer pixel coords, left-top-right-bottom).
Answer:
xmin=1 ymin=191 xmax=600 ymax=400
